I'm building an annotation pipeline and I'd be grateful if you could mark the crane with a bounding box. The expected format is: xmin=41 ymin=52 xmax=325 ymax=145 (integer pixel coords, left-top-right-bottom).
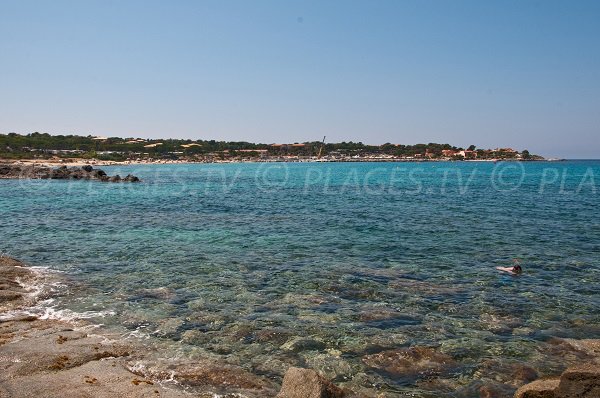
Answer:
xmin=317 ymin=136 xmax=326 ymax=159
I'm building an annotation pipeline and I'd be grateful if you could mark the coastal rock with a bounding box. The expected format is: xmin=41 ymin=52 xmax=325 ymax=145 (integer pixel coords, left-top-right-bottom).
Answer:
xmin=0 ymin=256 xmax=206 ymax=398
xmin=0 ymin=257 xmax=38 ymax=311
xmin=515 ymin=363 xmax=600 ymax=398
xmin=556 ymin=364 xmax=600 ymax=397
xmin=276 ymin=367 xmax=345 ymax=398
xmin=514 ymin=378 xmax=560 ymax=398
xmin=129 ymin=360 xmax=276 ymax=393
xmin=0 ymin=359 xmax=188 ymax=398
xmin=0 ymin=163 xmax=140 ymax=182
xmin=0 ymin=324 xmax=131 ymax=376
xmin=123 ymin=174 xmax=140 ymax=182
xmin=362 ymin=346 xmax=456 ymax=377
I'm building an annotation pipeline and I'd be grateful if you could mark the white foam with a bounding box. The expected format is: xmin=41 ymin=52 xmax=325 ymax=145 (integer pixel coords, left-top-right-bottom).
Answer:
xmin=123 ymin=327 xmax=153 ymax=340
xmin=38 ymin=307 xmax=116 ymax=321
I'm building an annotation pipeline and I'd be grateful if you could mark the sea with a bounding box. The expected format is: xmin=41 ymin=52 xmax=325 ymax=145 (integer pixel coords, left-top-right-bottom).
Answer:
xmin=1 ymin=160 xmax=599 ymax=397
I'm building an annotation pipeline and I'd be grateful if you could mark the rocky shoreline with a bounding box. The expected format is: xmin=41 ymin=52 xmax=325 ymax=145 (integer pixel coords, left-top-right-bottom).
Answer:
xmin=2 ymin=256 xmax=599 ymax=398
xmin=0 ymin=257 xmax=356 ymax=398
xmin=0 ymin=164 xmax=140 ymax=182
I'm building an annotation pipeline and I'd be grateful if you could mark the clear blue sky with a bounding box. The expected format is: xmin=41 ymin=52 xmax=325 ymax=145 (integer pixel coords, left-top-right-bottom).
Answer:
xmin=1 ymin=0 xmax=599 ymax=158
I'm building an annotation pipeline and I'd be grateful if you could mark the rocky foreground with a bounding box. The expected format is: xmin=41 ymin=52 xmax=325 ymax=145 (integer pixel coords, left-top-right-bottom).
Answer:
xmin=515 ymin=343 xmax=600 ymax=398
xmin=0 ymin=257 xmax=354 ymax=398
xmin=0 ymin=163 xmax=140 ymax=182
xmin=2 ymin=256 xmax=599 ymax=398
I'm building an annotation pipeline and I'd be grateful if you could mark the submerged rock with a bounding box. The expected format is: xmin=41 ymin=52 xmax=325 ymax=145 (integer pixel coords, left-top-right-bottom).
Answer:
xmin=276 ymin=367 xmax=345 ymax=398
xmin=475 ymin=359 xmax=539 ymax=387
xmin=479 ymin=313 xmax=523 ymax=335
xmin=129 ymin=360 xmax=276 ymax=394
xmin=281 ymin=336 xmax=326 ymax=352
xmin=254 ymin=328 xmax=293 ymax=345
xmin=362 ymin=346 xmax=456 ymax=377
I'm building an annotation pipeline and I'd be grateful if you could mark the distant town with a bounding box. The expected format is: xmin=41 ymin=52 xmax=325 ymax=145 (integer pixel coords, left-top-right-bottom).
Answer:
xmin=0 ymin=132 xmax=545 ymax=164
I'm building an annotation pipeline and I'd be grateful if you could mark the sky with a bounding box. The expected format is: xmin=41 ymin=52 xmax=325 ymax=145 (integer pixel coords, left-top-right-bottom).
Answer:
xmin=0 ymin=0 xmax=599 ymax=158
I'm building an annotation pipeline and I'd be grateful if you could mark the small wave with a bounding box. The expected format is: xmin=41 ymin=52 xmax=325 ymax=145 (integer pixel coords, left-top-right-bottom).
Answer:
xmin=38 ymin=307 xmax=116 ymax=322
xmin=123 ymin=327 xmax=153 ymax=340
xmin=5 ymin=261 xmax=117 ymax=324
xmin=13 ymin=264 xmax=66 ymax=304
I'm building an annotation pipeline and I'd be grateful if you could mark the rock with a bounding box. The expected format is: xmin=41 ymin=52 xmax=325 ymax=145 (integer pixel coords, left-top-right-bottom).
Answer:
xmin=305 ymin=353 xmax=355 ymax=381
xmin=0 ymin=290 xmax=23 ymax=302
xmin=515 ymin=363 xmax=600 ymax=398
xmin=0 ymin=163 xmax=139 ymax=182
xmin=362 ymin=346 xmax=456 ymax=377
xmin=123 ymin=174 xmax=140 ymax=182
xmin=181 ymin=329 xmax=213 ymax=345
xmin=514 ymin=378 xmax=560 ymax=398
xmin=479 ymin=313 xmax=522 ymax=334
xmin=556 ymin=364 xmax=600 ymax=397
xmin=0 ymin=256 xmax=200 ymax=398
xmin=475 ymin=359 xmax=539 ymax=387
xmin=0 ymin=314 xmax=37 ymax=323
xmin=281 ymin=336 xmax=326 ymax=352
xmin=92 ymin=169 xmax=107 ymax=178
xmin=129 ymin=360 xmax=275 ymax=393
xmin=154 ymin=317 xmax=184 ymax=338
xmin=478 ymin=383 xmax=517 ymax=398
xmin=555 ymin=339 xmax=600 ymax=358
xmin=542 ymin=338 xmax=600 ymax=367
xmin=276 ymin=367 xmax=345 ymax=398
xmin=254 ymin=327 xmax=292 ymax=345
xmin=515 ymin=366 xmax=540 ymax=385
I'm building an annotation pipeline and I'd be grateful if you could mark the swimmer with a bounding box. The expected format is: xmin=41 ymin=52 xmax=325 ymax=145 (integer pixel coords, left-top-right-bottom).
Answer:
xmin=496 ymin=259 xmax=523 ymax=275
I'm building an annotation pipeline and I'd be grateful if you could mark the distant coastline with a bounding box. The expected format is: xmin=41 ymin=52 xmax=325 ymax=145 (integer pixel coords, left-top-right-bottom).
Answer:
xmin=1 ymin=157 xmax=557 ymax=169
xmin=1 ymin=132 xmax=545 ymax=165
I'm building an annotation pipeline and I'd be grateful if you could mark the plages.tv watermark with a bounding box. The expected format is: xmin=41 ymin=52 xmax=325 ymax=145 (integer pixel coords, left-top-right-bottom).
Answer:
xmin=13 ymin=162 xmax=598 ymax=196
xmin=230 ymin=162 xmax=598 ymax=195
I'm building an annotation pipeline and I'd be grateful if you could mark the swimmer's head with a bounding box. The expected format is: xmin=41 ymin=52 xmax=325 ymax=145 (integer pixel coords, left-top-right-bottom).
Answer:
xmin=512 ymin=264 xmax=523 ymax=273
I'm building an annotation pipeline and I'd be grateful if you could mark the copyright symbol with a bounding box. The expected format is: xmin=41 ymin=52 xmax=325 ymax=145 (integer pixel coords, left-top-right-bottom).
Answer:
xmin=255 ymin=163 xmax=289 ymax=192
xmin=491 ymin=161 xmax=525 ymax=192
xmin=17 ymin=174 xmax=53 ymax=194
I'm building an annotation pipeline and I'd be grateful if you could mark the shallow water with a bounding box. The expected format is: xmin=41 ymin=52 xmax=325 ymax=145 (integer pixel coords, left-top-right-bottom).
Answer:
xmin=1 ymin=161 xmax=599 ymax=396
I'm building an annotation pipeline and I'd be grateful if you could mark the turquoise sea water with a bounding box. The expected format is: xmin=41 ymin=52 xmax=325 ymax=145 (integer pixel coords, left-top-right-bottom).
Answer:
xmin=1 ymin=161 xmax=599 ymax=397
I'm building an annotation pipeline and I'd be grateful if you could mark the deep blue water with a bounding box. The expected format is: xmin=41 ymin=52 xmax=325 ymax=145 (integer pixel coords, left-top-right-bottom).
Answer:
xmin=1 ymin=161 xmax=599 ymax=397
